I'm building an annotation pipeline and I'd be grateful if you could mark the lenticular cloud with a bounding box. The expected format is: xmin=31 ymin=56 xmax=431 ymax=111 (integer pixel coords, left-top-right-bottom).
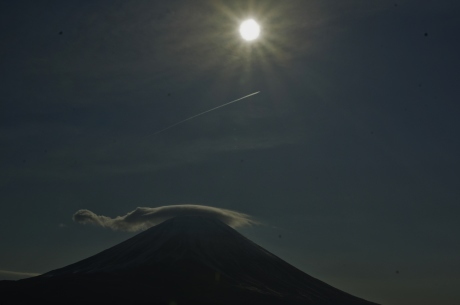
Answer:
xmin=73 ymin=205 xmax=257 ymax=231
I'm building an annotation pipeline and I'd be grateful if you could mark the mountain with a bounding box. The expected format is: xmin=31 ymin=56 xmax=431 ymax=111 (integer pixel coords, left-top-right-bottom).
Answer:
xmin=0 ymin=216 xmax=379 ymax=304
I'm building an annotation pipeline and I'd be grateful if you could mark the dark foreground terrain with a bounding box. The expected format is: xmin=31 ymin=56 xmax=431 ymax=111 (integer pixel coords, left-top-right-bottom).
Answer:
xmin=0 ymin=216 xmax=378 ymax=305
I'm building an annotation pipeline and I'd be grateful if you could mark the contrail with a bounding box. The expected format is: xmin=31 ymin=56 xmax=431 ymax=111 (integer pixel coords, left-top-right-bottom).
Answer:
xmin=154 ymin=91 xmax=260 ymax=135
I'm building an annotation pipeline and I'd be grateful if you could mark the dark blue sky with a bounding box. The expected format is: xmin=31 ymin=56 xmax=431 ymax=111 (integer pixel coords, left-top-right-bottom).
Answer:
xmin=1 ymin=1 xmax=459 ymax=304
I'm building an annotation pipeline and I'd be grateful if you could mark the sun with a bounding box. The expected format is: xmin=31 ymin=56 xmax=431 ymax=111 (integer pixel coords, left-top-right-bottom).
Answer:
xmin=239 ymin=19 xmax=260 ymax=41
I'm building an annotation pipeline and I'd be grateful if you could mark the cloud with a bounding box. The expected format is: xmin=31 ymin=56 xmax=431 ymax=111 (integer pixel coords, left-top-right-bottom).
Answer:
xmin=73 ymin=205 xmax=258 ymax=232
xmin=0 ymin=270 xmax=40 ymax=281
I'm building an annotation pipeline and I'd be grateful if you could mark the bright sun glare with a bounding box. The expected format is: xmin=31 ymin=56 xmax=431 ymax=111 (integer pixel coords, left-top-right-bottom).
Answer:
xmin=239 ymin=19 xmax=260 ymax=41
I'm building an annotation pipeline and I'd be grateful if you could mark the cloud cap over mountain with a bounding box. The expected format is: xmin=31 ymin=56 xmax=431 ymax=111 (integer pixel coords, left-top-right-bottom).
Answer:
xmin=73 ymin=205 xmax=257 ymax=231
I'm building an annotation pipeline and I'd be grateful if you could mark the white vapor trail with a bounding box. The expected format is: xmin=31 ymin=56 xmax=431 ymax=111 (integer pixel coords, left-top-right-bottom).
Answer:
xmin=154 ymin=91 xmax=260 ymax=135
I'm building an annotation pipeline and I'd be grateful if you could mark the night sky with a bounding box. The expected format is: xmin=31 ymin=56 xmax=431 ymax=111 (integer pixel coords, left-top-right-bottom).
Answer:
xmin=1 ymin=1 xmax=459 ymax=304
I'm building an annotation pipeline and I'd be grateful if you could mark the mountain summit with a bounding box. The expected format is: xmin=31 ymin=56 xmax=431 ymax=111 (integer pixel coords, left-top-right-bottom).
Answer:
xmin=1 ymin=216 xmax=378 ymax=304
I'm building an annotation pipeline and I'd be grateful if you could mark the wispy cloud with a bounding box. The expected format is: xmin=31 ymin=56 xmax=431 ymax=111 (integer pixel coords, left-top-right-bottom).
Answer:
xmin=73 ymin=204 xmax=258 ymax=232
xmin=0 ymin=270 xmax=40 ymax=281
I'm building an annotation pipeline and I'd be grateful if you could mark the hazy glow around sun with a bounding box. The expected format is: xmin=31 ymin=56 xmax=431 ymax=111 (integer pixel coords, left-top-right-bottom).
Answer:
xmin=239 ymin=19 xmax=260 ymax=41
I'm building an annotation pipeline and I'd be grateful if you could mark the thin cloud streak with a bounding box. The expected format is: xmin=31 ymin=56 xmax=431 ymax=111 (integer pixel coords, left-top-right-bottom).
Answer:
xmin=0 ymin=270 xmax=40 ymax=280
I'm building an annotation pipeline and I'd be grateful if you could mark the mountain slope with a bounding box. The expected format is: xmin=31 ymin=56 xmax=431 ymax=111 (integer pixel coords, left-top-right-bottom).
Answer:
xmin=1 ymin=216 xmax=379 ymax=305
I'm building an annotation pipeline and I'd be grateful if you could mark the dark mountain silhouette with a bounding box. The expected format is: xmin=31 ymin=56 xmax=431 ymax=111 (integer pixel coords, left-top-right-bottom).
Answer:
xmin=0 ymin=216 xmax=379 ymax=304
